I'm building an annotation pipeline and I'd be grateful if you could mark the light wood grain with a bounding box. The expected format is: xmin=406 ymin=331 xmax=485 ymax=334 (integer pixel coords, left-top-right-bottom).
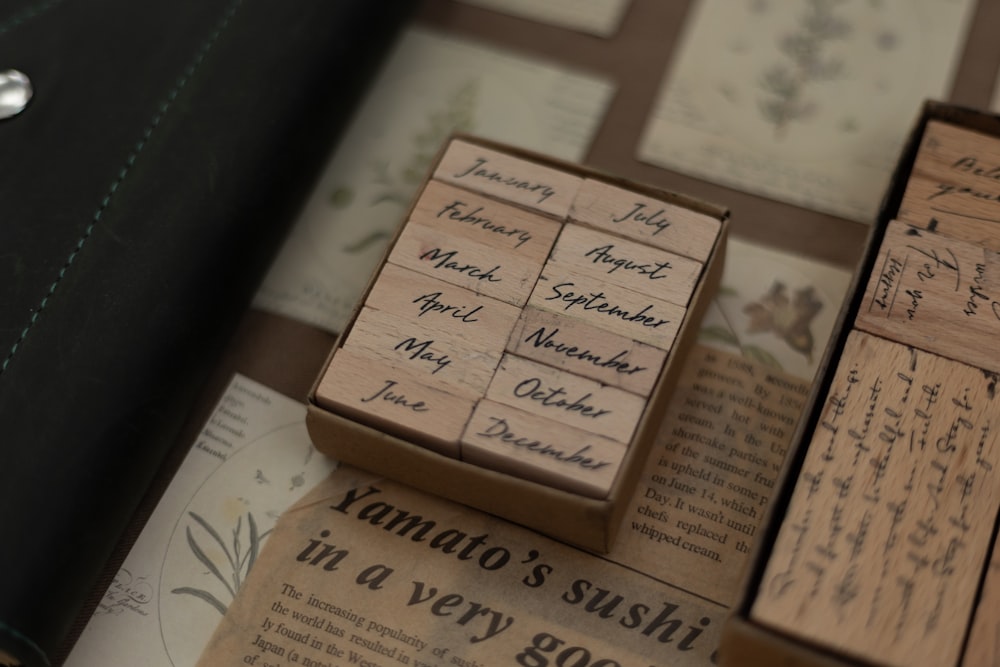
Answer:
xmin=433 ymin=138 xmax=581 ymax=219
xmin=364 ymin=263 xmax=522 ymax=345
xmin=461 ymin=399 xmax=626 ymax=499
xmin=387 ymin=221 xmax=544 ymax=306
xmin=527 ymin=262 xmax=685 ymax=350
xmin=315 ymin=347 xmax=476 ymax=458
xmin=751 ymin=330 xmax=1000 ymax=667
xmin=570 ymin=177 xmax=721 ymax=262
xmin=410 ymin=180 xmax=563 ymax=263
xmin=855 ymin=219 xmax=1000 ymax=374
xmin=485 ymin=353 xmax=645 ymax=442
xmin=507 ymin=306 xmax=666 ymax=395
xmin=898 ymin=121 xmax=1000 ymax=250
xmin=549 ymin=222 xmax=703 ymax=306
xmin=341 ymin=306 xmax=501 ymax=397
xmin=963 ymin=531 xmax=1000 ymax=666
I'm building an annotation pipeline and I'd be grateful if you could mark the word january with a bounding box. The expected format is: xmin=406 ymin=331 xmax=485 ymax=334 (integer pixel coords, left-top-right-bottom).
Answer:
xmin=453 ymin=157 xmax=557 ymax=203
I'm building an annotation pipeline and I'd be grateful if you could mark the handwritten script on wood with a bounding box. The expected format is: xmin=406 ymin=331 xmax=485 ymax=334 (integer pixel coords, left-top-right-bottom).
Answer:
xmin=898 ymin=121 xmax=1000 ymax=250
xmin=751 ymin=330 xmax=1000 ymax=667
xmin=856 ymin=219 xmax=1000 ymax=374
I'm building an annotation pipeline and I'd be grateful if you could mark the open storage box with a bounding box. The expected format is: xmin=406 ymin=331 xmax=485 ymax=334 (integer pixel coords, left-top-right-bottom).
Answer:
xmin=720 ymin=102 xmax=1000 ymax=666
xmin=306 ymin=135 xmax=729 ymax=553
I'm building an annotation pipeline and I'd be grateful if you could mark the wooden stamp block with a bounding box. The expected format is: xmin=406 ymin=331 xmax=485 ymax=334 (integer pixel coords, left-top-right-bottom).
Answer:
xmin=549 ymin=223 xmax=703 ymax=306
xmin=898 ymin=121 xmax=1000 ymax=250
xmin=964 ymin=532 xmax=1000 ymax=666
xmin=461 ymin=399 xmax=626 ymax=499
xmin=342 ymin=306 xmax=501 ymax=397
xmin=433 ymin=138 xmax=582 ymax=219
xmin=307 ymin=134 xmax=729 ymax=553
xmin=751 ymin=330 xmax=1000 ymax=667
xmin=527 ymin=263 xmax=685 ymax=351
xmin=387 ymin=221 xmax=543 ymax=306
xmin=364 ymin=264 xmax=522 ymax=346
xmin=570 ymin=178 xmax=721 ymax=262
xmin=506 ymin=306 xmax=666 ymax=396
xmin=314 ymin=347 xmax=475 ymax=458
xmin=409 ymin=180 xmax=562 ymax=264
xmin=484 ymin=353 xmax=646 ymax=443
xmin=855 ymin=219 xmax=1000 ymax=374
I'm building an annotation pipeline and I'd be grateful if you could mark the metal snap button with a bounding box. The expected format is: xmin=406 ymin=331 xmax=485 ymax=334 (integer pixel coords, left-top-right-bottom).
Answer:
xmin=0 ymin=69 xmax=32 ymax=119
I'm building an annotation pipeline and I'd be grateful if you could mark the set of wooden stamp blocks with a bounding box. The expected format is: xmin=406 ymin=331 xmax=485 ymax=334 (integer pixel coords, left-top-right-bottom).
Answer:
xmin=722 ymin=104 xmax=1000 ymax=666
xmin=307 ymin=136 xmax=727 ymax=551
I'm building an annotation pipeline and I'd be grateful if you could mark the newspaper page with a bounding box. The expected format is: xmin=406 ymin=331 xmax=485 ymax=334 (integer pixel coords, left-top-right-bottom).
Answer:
xmin=196 ymin=240 xmax=852 ymax=666
xmin=638 ymin=0 xmax=974 ymax=223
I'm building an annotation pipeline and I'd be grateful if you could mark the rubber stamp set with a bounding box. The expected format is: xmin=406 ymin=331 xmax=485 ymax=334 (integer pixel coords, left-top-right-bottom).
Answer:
xmin=721 ymin=105 xmax=1000 ymax=667
xmin=307 ymin=136 xmax=728 ymax=551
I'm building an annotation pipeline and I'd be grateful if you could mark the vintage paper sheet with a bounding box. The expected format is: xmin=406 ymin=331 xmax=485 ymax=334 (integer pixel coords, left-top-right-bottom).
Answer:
xmin=63 ymin=377 xmax=337 ymax=667
xmin=638 ymin=0 xmax=975 ymax=223
xmin=253 ymin=27 xmax=614 ymax=334
xmin=194 ymin=242 xmax=852 ymax=666
xmin=455 ymin=0 xmax=632 ymax=37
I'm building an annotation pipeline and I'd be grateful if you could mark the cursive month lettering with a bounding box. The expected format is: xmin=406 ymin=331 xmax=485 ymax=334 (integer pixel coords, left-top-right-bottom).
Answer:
xmin=476 ymin=416 xmax=612 ymax=471
xmin=611 ymin=202 xmax=671 ymax=235
xmin=359 ymin=380 xmax=429 ymax=412
xmin=453 ymin=157 xmax=556 ymax=203
xmin=523 ymin=325 xmax=649 ymax=376
xmin=419 ymin=247 xmax=501 ymax=282
xmin=412 ymin=291 xmax=482 ymax=323
xmin=512 ymin=377 xmax=611 ymax=418
xmin=394 ymin=337 xmax=451 ymax=374
xmin=436 ymin=200 xmax=533 ymax=248
xmin=584 ymin=243 xmax=672 ymax=280
xmin=545 ymin=281 xmax=670 ymax=328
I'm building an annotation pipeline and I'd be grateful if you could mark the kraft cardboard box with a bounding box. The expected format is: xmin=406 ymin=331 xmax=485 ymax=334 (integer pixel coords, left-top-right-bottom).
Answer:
xmin=719 ymin=102 xmax=1000 ymax=666
xmin=306 ymin=134 xmax=729 ymax=553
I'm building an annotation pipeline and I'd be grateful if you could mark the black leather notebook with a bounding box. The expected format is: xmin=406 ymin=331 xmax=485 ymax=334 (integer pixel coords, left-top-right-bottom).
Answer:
xmin=0 ymin=1 xmax=412 ymax=664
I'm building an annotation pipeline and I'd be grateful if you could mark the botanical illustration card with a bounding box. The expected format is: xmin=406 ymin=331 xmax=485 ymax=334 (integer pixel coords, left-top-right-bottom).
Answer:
xmin=455 ymin=0 xmax=632 ymax=36
xmin=698 ymin=236 xmax=852 ymax=381
xmin=63 ymin=377 xmax=336 ymax=667
xmin=254 ymin=27 xmax=614 ymax=334
xmin=639 ymin=0 xmax=975 ymax=223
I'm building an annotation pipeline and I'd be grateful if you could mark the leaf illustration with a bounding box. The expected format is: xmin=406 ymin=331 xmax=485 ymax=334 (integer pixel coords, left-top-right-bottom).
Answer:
xmin=758 ymin=0 xmax=851 ymax=137
xmin=171 ymin=586 xmax=227 ymax=616
xmin=189 ymin=511 xmax=237 ymax=573
xmin=343 ymin=229 xmax=393 ymax=254
xmin=699 ymin=324 xmax=741 ymax=347
xmin=246 ymin=512 xmax=260 ymax=574
xmin=742 ymin=345 xmax=783 ymax=369
xmin=185 ymin=525 xmax=235 ymax=599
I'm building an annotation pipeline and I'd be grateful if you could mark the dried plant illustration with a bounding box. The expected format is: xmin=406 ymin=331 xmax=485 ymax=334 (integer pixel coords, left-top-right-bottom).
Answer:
xmin=701 ymin=281 xmax=824 ymax=368
xmin=341 ymin=79 xmax=480 ymax=255
xmin=171 ymin=511 xmax=271 ymax=615
xmin=744 ymin=281 xmax=823 ymax=362
xmin=758 ymin=0 xmax=851 ymax=138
